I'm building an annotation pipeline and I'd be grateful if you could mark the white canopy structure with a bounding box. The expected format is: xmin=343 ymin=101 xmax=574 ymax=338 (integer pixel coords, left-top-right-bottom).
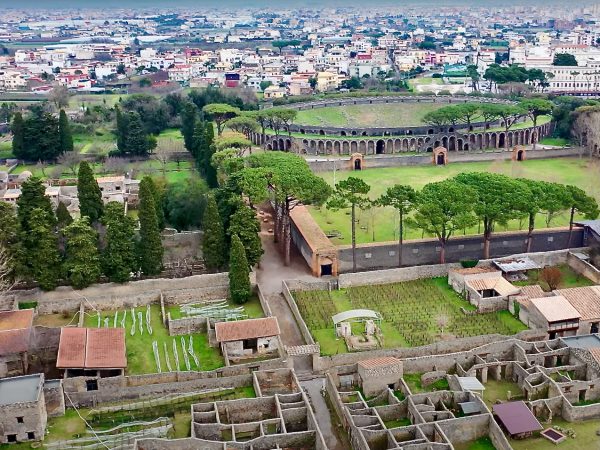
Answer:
xmin=332 ymin=309 xmax=382 ymax=325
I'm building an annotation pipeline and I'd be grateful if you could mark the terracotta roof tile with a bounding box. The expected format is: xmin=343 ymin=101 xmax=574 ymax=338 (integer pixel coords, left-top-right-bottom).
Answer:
xmin=530 ymin=296 xmax=581 ymax=323
xmin=0 ymin=309 xmax=33 ymax=331
xmin=450 ymin=267 xmax=497 ymax=275
xmin=556 ymin=286 xmax=600 ymax=321
xmin=358 ymin=357 xmax=401 ymax=369
xmin=215 ymin=317 xmax=280 ymax=343
xmin=57 ymin=328 xmax=126 ymax=369
xmin=589 ymin=348 xmax=600 ymax=365
xmin=467 ymin=276 xmax=520 ymax=297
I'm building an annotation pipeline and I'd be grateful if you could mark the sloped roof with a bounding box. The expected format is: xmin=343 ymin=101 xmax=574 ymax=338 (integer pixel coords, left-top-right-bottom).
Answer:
xmin=450 ymin=267 xmax=497 ymax=275
xmin=0 ymin=309 xmax=33 ymax=356
xmin=530 ymin=296 xmax=581 ymax=323
xmin=493 ymin=257 xmax=541 ymax=273
xmin=57 ymin=328 xmax=126 ymax=369
xmin=358 ymin=357 xmax=401 ymax=370
xmin=457 ymin=376 xmax=485 ymax=392
xmin=215 ymin=317 xmax=280 ymax=343
xmin=556 ymin=286 xmax=600 ymax=321
xmin=467 ymin=276 xmax=521 ymax=297
xmin=493 ymin=401 xmax=543 ymax=436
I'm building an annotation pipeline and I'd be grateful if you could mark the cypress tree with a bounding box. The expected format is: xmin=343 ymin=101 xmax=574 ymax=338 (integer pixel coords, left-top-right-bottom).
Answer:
xmin=228 ymin=203 xmax=263 ymax=268
xmin=56 ymin=201 xmax=73 ymax=229
xmin=24 ymin=208 xmax=61 ymax=291
xmin=58 ymin=109 xmax=73 ymax=153
xmin=180 ymin=101 xmax=197 ymax=151
xmin=202 ymin=194 xmax=226 ymax=271
xmin=115 ymin=106 xmax=128 ymax=154
xmin=138 ymin=177 xmax=163 ymax=275
xmin=203 ymin=122 xmax=218 ymax=187
xmin=102 ymin=202 xmax=137 ymax=283
xmin=145 ymin=177 xmax=166 ymax=231
xmin=228 ymin=234 xmax=251 ymax=304
xmin=63 ymin=217 xmax=101 ymax=289
xmin=77 ymin=161 xmax=103 ymax=223
xmin=11 ymin=112 xmax=24 ymax=159
xmin=126 ymin=111 xmax=151 ymax=156
xmin=17 ymin=177 xmax=55 ymax=231
xmin=191 ymin=120 xmax=206 ymax=170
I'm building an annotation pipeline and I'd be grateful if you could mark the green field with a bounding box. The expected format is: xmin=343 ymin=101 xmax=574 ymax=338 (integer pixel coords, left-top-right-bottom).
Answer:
xmin=293 ymin=278 xmax=526 ymax=356
xmin=309 ymin=158 xmax=600 ymax=245
xmin=295 ymin=102 xmax=472 ymax=128
xmin=83 ymin=304 xmax=224 ymax=374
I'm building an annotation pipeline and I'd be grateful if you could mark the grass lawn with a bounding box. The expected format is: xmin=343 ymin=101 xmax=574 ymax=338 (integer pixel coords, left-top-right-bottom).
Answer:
xmin=408 ymin=77 xmax=444 ymax=87
xmin=454 ymin=437 xmax=497 ymax=450
xmin=540 ymin=137 xmax=570 ymax=147
xmin=510 ymin=418 xmax=600 ymax=450
xmin=83 ymin=304 xmax=224 ymax=374
xmin=481 ymin=379 xmax=523 ymax=409
xmin=403 ymin=373 xmax=450 ymax=394
xmin=0 ymin=140 xmax=13 ymax=158
xmin=512 ymin=264 xmax=595 ymax=291
xmin=309 ymin=158 xmax=600 ymax=245
xmin=384 ymin=418 xmax=412 ymax=429
xmin=293 ymin=278 xmax=527 ymax=356
xmin=166 ymin=295 xmax=265 ymax=320
xmin=70 ymin=93 xmax=129 ymax=109
xmin=295 ymin=102 xmax=486 ymax=128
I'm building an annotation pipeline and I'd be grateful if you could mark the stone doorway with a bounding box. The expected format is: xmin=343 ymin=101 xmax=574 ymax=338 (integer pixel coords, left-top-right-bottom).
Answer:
xmin=432 ymin=147 xmax=448 ymax=165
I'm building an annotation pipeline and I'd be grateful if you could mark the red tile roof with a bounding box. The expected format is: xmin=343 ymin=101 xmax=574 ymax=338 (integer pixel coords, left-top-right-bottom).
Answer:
xmin=215 ymin=317 xmax=280 ymax=343
xmin=0 ymin=309 xmax=34 ymax=331
xmin=0 ymin=309 xmax=34 ymax=356
xmin=57 ymin=328 xmax=126 ymax=369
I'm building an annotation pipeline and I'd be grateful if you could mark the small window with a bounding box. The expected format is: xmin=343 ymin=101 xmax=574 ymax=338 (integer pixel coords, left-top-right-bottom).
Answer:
xmin=27 ymin=432 xmax=35 ymax=440
xmin=17 ymin=417 xmax=24 ymax=424
xmin=7 ymin=435 xmax=17 ymax=443
xmin=86 ymin=379 xmax=98 ymax=391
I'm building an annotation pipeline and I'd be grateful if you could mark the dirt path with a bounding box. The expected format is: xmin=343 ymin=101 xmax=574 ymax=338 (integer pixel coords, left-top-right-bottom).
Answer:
xmin=301 ymin=378 xmax=347 ymax=450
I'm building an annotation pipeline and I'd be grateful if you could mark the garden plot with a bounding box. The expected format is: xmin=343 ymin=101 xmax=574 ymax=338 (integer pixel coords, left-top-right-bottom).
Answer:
xmin=166 ymin=295 xmax=265 ymax=320
xmin=83 ymin=304 xmax=224 ymax=375
xmin=294 ymin=278 xmax=527 ymax=355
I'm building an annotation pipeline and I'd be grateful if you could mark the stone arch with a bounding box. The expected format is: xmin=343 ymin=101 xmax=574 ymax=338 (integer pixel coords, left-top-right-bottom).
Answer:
xmin=285 ymin=138 xmax=291 ymax=150
xmin=498 ymin=133 xmax=505 ymax=149
xmin=376 ymin=139 xmax=385 ymax=155
xmin=340 ymin=130 xmax=347 ymax=136
xmin=319 ymin=129 xmax=325 ymax=135
xmin=525 ymin=129 xmax=530 ymax=144
xmin=367 ymin=140 xmax=375 ymax=155
xmin=417 ymin=138 xmax=425 ymax=148
xmin=342 ymin=141 xmax=350 ymax=155
xmin=273 ymin=140 xmax=279 ymax=150
xmin=490 ymin=133 xmax=497 ymax=148
xmin=267 ymin=143 xmax=273 ymax=150
xmin=512 ymin=145 xmax=526 ymax=161
xmin=457 ymin=138 xmax=463 ymax=151
xmin=325 ymin=141 xmax=333 ymax=155
xmin=449 ymin=136 xmax=456 ymax=151
xmin=351 ymin=141 xmax=358 ymax=153
xmin=394 ymin=139 xmax=402 ymax=152
xmin=317 ymin=141 xmax=324 ymax=154
xmin=409 ymin=138 xmax=417 ymax=151
xmin=334 ymin=141 xmax=341 ymax=155
xmin=402 ymin=140 xmax=409 ymax=152
xmin=351 ymin=130 xmax=357 ymax=136
xmin=350 ymin=153 xmax=364 ymax=170
xmin=358 ymin=141 xmax=367 ymax=154
xmin=433 ymin=147 xmax=448 ymax=165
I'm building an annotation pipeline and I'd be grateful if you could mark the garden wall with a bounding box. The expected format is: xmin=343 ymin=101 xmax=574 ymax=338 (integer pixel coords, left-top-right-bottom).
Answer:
xmin=307 ymin=147 xmax=577 ymax=172
xmin=567 ymin=251 xmax=600 ymax=284
xmin=1 ymin=273 xmax=235 ymax=314
xmin=282 ymin=281 xmax=317 ymax=346
xmin=337 ymin=228 xmax=584 ymax=273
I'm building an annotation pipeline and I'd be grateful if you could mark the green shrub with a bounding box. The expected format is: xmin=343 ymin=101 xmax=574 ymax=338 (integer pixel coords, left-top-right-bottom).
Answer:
xmin=18 ymin=301 xmax=38 ymax=310
xmin=460 ymin=260 xmax=479 ymax=268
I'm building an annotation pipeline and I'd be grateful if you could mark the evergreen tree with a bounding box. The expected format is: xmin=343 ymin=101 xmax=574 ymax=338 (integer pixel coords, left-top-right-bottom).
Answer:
xmin=23 ymin=208 xmax=61 ymax=291
xmin=228 ymin=203 xmax=263 ymax=268
xmin=22 ymin=107 xmax=61 ymax=161
xmin=228 ymin=234 xmax=251 ymax=304
xmin=102 ymin=202 xmax=137 ymax=283
xmin=145 ymin=177 xmax=166 ymax=230
xmin=58 ymin=109 xmax=74 ymax=153
xmin=138 ymin=177 xmax=163 ymax=275
xmin=17 ymin=177 xmax=55 ymax=232
xmin=77 ymin=161 xmax=103 ymax=223
xmin=126 ymin=111 xmax=154 ymax=156
xmin=55 ymin=201 xmax=73 ymax=229
xmin=63 ymin=217 xmax=101 ymax=289
xmin=0 ymin=203 xmax=24 ymax=281
xmin=202 ymin=194 xmax=226 ymax=271
xmin=180 ymin=101 xmax=197 ymax=151
xmin=203 ymin=122 xmax=218 ymax=187
xmin=115 ymin=106 xmax=128 ymax=153
xmin=191 ymin=119 xmax=206 ymax=169
xmin=11 ymin=112 xmax=24 ymax=159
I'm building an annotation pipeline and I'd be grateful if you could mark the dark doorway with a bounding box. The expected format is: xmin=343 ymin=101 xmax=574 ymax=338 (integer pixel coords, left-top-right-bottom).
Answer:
xmin=354 ymin=159 xmax=362 ymax=170
xmin=499 ymin=134 xmax=505 ymax=148
xmin=321 ymin=264 xmax=333 ymax=276
xmin=591 ymin=322 xmax=599 ymax=334
xmin=437 ymin=154 xmax=445 ymax=165
xmin=376 ymin=140 xmax=385 ymax=154
xmin=579 ymin=390 xmax=587 ymax=403
xmin=517 ymin=150 xmax=524 ymax=161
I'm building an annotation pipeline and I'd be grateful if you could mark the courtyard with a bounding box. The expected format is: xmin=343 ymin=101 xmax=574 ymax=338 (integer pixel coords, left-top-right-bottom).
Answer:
xmin=309 ymin=158 xmax=600 ymax=244
xmin=293 ymin=277 xmax=526 ymax=355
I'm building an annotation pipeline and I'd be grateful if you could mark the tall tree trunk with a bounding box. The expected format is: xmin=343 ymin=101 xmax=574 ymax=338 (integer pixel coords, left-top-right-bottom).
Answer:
xmin=351 ymin=203 xmax=357 ymax=272
xmin=483 ymin=222 xmax=491 ymax=259
xmin=398 ymin=211 xmax=403 ymax=267
xmin=567 ymin=206 xmax=575 ymax=248
xmin=439 ymin=237 xmax=446 ymax=264
xmin=526 ymin=213 xmax=535 ymax=253
xmin=273 ymin=199 xmax=280 ymax=244
xmin=283 ymin=213 xmax=291 ymax=266
xmin=532 ymin=118 xmax=538 ymax=150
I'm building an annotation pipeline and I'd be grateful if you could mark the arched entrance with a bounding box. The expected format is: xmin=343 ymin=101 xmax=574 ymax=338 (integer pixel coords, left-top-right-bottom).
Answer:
xmin=350 ymin=153 xmax=364 ymax=171
xmin=432 ymin=147 xmax=448 ymax=166
xmin=512 ymin=146 xmax=526 ymax=161
xmin=376 ymin=140 xmax=385 ymax=154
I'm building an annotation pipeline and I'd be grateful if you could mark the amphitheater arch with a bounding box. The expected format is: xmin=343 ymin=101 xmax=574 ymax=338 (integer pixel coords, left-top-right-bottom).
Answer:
xmin=525 ymin=129 xmax=530 ymax=144
xmin=300 ymin=129 xmax=305 ymax=134
xmin=317 ymin=141 xmax=324 ymax=154
xmin=352 ymin=130 xmax=357 ymax=136
xmin=417 ymin=138 xmax=425 ymax=148
xmin=457 ymin=138 xmax=463 ymax=151
xmin=273 ymin=140 xmax=279 ymax=150
xmin=532 ymin=130 xmax=538 ymax=144
xmin=267 ymin=143 xmax=272 ymax=150
xmin=449 ymin=136 xmax=456 ymax=151
xmin=409 ymin=139 xmax=417 ymax=151
xmin=341 ymin=131 xmax=347 ymax=136
xmin=319 ymin=130 xmax=325 ymax=135
xmin=342 ymin=141 xmax=350 ymax=155
xmin=367 ymin=141 xmax=375 ymax=155
xmin=376 ymin=139 xmax=385 ymax=155
xmin=325 ymin=141 xmax=333 ymax=155
xmin=490 ymin=133 xmax=497 ymax=148
xmin=498 ymin=133 xmax=505 ymax=149
xmin=334 ymin=141 xmax=341 ymax=154
xmin=351 ymin=141 xmax=358 ymax=153
xmin=402 ymin=140 xmax=409 ymax=152
xmin=358 ymin=141 xmax=367 ymax=154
